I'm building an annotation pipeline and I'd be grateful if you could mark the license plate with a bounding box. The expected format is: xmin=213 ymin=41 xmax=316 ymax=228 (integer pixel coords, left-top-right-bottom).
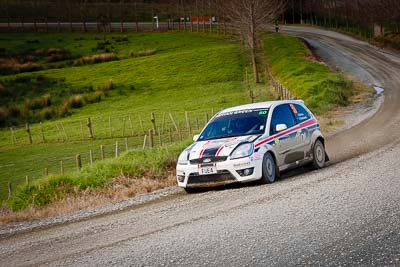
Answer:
xmin=199 ymin=166 xmax=217 ymax=175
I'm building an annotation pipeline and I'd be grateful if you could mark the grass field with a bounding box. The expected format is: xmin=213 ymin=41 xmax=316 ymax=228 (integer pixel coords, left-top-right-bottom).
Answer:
xmin=0 ymin=31 xmax=272 ymax=202
xmin=263 ymin=33 xmax=353 ymax=114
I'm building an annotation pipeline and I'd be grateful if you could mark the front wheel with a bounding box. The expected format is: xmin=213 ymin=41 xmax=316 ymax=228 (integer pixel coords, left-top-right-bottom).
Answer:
xmin=259 ymin=152 xmax=276 ymax=184
xmin=184 ymin=187 xmax=196 ymax=194
xmin=311 ymin=139 xmax=326 ymax=169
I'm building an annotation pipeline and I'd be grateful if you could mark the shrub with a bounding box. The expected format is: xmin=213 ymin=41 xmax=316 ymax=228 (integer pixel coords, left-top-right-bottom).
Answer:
xmin=113 ymin=36 xmax=129 ymax=43
xmin=0 ymin=58 xmax=43 ymax=75
xmin=0 ymin=108 xmax=9 ymax=125
xmin=14 ymin=75 xmax=31 ymax=83
xmin=35 ymin=48 xmax=73 ymax=62
xmin=24 ymin=95 xmax=52 ymax=110
xmin=19 ymin=62 xmax=42 ymax=73
xmin=98 ymin=79 xmax=114 ymax=92
xmin=83 ymin=91 xmax=103 ymax=103
xmin=58 ymin=102 xmax=70 ymax=117
xmin=73 ymin=53 xmax=118 ymax=66
xmin=7 ymin=104 xmax=23 ymax=118
xmin=96 ymin=41 xmax=111 ymax=50
xmin=36 ymin=74 xmax=46 ymax=83
xmin=374 ymin=34 xmax=400 ymax=50
xmin=37 ymin=107 xmax=55 ymax=120
xmin=68 ymin=95 xmax=84 ymax=108
xmin=129 ymin=49 xmax=157 ymax=58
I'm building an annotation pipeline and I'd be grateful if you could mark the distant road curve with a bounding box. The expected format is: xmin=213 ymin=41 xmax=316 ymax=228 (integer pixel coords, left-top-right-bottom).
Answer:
xmin=281 ymin=26 xmax=400 ymax=163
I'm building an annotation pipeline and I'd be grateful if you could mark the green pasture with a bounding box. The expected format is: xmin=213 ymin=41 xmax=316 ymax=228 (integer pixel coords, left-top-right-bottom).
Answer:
xmin=263 ymin=33 xmax=353 ymax=114
xmin=0 ymin=31 xmax=272 ymax=201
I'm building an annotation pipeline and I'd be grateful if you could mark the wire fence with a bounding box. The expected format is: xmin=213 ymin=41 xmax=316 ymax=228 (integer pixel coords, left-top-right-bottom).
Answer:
xmin=0 ymin=108 xmax=221 ymax=198
xmin=1 ymin=108 xmax=219 ymax=147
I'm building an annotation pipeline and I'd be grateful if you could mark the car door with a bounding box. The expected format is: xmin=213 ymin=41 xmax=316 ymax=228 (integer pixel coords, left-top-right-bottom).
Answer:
xmin=290 ymin=103 xmax=313 ymax=157
xmin=269 ymin=104 xmax=297 ymax=166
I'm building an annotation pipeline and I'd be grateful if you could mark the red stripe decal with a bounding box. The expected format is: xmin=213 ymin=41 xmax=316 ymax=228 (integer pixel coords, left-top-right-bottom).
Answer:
xmin=215 ymin=145 xmax=224 ymax=156
xmin=198 ymin=141 xmax=211 ymax=158
xmin=255 ymin=118 xmax=317 ymax=148
xmin=199 ymin=149 xmax=205 ymax=158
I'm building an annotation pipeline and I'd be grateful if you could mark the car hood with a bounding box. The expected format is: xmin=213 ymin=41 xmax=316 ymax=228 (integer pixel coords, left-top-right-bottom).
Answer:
xmin=187 ymin=135 xmax=259 ymax=160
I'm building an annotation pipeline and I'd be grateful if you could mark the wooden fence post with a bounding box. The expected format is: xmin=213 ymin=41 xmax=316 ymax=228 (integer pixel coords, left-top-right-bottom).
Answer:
xmin=89 ymin=150 xmax=93 ymax=164
xmin=169 ymin=113 xmax=179 ymax=131
xmin=25 ymin=175 xmax=29 ymax=184
xmin=87 ymin=117 xmax=94 ymax=138
xmin=60 ymin=161 xmax=64 ymax=174
xmin=115 ymin=141 xmax=119 ymax=157
xmin=151 ymin=112 xmax=157 ymax=133
xmin=149 ymin=129 xmax=154 ymax=148
xmin=44 ymin=168 xmax=48 ymax=176
xmin=125 ymin=137 xmax=129 ymax=151
xmin=100 ymin=145 xmax=105 ymax=160
xmin=25 ymin=123 xmax=33 ymax=144
xmin=143 ymin=135 xmax=147 ymax=149
xmin=76 ymin=154 xmax=82 ymax=170
xmin=40 ymin=122 xmax=45 ymax=142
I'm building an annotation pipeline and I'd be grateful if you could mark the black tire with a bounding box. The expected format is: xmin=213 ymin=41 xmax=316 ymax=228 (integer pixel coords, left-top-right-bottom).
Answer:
xmin=259 ymin=152 xmax=276 ymax=184
xmin=311 ymin=139 xmax=326 ymax=169
xmin=184 ymin=187 xmax=196 ymax=193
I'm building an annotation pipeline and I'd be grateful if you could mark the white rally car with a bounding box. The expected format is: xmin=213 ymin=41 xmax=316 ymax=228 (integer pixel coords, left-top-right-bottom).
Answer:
xmin=176 ymin=100 xmax=328 ymax=192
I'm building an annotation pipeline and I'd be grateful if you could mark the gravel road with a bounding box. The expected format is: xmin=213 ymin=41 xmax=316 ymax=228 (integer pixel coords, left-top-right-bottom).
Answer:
xmin=1 ymin=26 xmax=400 ymax=266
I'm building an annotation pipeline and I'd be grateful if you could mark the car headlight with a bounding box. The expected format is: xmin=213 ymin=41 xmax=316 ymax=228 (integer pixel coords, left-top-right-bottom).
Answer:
xmin=230 ymin=143 xmax=254 ymax=159
xmin=178 ymin=150 xmax=190 ymax=165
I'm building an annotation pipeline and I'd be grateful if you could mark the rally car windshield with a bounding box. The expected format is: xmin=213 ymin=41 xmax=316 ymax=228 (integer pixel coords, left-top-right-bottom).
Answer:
xmin=198 ymin=109 xmax=269 ymax=141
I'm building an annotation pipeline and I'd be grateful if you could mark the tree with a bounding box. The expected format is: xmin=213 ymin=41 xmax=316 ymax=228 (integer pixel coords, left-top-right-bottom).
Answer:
xmin=222 ymin=0 xmax=286 ymax=83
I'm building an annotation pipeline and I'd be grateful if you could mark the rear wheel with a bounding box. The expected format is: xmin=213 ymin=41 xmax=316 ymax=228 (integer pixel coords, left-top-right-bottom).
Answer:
xmin=259 ymin=152 xmax=276 ymax=184
xmin=311 ymin=139 xmax=326 ymax=169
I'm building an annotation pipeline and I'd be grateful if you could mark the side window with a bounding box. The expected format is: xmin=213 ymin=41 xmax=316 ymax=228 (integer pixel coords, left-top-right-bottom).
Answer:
xmin=290 ymin=104 xmax=311 ymax=123
xmin=270 ymin=104 xmax=296 ymax=135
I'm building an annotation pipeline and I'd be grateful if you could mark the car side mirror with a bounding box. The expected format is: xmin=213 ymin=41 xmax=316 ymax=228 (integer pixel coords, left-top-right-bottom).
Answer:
xmin=276 ymin=124 xmax=288 ymax=133
xmin=193 ymin=134 xmax=199 ymax=142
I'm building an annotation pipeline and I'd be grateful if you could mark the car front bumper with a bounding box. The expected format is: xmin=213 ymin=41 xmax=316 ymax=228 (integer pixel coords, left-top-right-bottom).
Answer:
xmin=176 ymin=156 xmax=263 ymax=188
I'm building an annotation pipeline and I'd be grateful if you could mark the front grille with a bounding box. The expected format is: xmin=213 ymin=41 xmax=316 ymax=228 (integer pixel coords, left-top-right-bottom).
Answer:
xmin=187 ymin=170 xmax=236 ymax=185
xmin=190 ymin=156 xmax=228 ymax=164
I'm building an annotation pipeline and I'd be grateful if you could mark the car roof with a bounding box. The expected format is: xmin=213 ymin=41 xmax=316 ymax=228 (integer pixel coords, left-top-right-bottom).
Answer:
xmin=219 ymin=100 xmax=305 ymax=114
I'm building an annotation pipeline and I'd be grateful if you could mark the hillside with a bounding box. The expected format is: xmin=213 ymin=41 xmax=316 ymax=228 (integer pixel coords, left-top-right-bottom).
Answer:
xmin=0 ymin=32 xmax=271 ymax=201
